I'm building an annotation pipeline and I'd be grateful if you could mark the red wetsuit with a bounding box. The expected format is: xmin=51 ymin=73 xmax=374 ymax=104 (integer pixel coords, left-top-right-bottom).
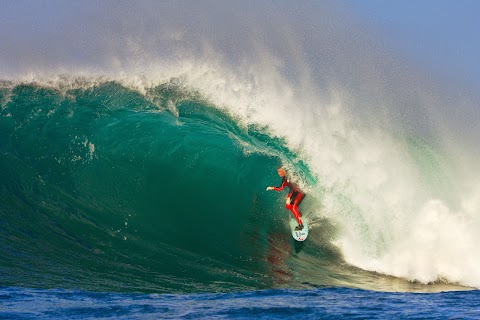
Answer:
xmin=272 ymin=177 xmax=305 ymax=226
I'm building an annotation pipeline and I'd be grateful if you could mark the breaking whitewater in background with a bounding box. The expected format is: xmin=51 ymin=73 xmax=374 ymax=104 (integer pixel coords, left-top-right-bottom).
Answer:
xmin=1 ymin=1 xmax=480 ymax=318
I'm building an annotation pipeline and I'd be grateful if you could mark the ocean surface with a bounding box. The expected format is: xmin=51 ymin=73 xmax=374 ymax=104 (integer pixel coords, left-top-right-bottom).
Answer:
xmin=1 ymin=1 xmax=480 ymax=318
xmin=2 ymin=286 xmax=480 ymax=319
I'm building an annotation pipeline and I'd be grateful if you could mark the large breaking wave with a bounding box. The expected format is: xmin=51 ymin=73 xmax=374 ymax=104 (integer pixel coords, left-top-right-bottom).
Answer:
xmin=1 ymin=1 xmax=479 ymax=292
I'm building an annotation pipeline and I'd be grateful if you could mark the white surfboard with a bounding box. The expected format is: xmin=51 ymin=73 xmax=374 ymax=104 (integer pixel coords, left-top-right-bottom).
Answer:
xmin=289 ymin=218 xmax=309 ymax=241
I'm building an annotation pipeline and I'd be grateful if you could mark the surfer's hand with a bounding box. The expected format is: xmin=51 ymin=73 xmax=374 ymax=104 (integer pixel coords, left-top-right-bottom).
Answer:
xmin=266 ymin=186 xmax=274 ymax=191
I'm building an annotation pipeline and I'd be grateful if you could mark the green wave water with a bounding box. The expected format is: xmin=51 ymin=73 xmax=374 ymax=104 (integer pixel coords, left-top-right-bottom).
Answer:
xmin=0 ymin=81 xmax=321 ymax=293
xmin=0 ymin=81 xmax=473 ymax=293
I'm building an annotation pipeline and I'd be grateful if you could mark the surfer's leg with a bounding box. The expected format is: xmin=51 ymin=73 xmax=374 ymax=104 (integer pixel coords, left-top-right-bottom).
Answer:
xmin=291 ymin=205 xmax=303 ymax=226
xmin=286 ymin=203 xmax=303 ymax=226
xmin=290 ymin=192 xmax=305 ymax=209
xmin=293 ymin=193 xmax=305 ymax=207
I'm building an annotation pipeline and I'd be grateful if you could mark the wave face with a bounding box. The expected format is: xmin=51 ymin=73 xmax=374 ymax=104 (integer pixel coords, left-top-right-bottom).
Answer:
xmin=1 ymin=2 xmax=480 ymax=293
xmin=0 ymin=81 xmax=336 ymax=293
xmin=0 ymin=82 xmax=282 ymax=292
xmin=0 ymin=80 xmax=476 ymax=293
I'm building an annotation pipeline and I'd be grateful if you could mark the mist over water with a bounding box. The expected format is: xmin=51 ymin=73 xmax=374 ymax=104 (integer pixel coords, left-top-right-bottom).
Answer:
xmin=1 ymin=1 xmax=480 ymax=290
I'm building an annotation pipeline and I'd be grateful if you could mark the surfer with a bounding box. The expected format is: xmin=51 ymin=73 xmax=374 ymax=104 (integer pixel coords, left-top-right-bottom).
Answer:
xmin=266 ymin=167 xmax=305 ymax=230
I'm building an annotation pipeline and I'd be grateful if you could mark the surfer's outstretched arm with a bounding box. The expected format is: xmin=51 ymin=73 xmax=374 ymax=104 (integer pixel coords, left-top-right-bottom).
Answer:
xmin=266 ymin=178 xmax=288 ymax=191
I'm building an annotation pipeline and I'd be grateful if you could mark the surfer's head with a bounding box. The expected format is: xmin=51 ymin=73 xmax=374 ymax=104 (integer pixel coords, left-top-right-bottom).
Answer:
xmin=277 ymin=167 xmax=286 ymax=177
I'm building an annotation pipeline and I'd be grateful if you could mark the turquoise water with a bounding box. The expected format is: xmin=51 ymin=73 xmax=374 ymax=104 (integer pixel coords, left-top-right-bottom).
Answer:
xmin=0 ymin=81 xmax=472 ymax=295
xmin=0 ymin=81 xmax=325 ymax=293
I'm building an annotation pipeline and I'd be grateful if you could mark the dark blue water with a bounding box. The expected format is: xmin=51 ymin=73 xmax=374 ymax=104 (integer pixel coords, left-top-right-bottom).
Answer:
xmin=1 ymin=286 xmax=479 ymax=319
